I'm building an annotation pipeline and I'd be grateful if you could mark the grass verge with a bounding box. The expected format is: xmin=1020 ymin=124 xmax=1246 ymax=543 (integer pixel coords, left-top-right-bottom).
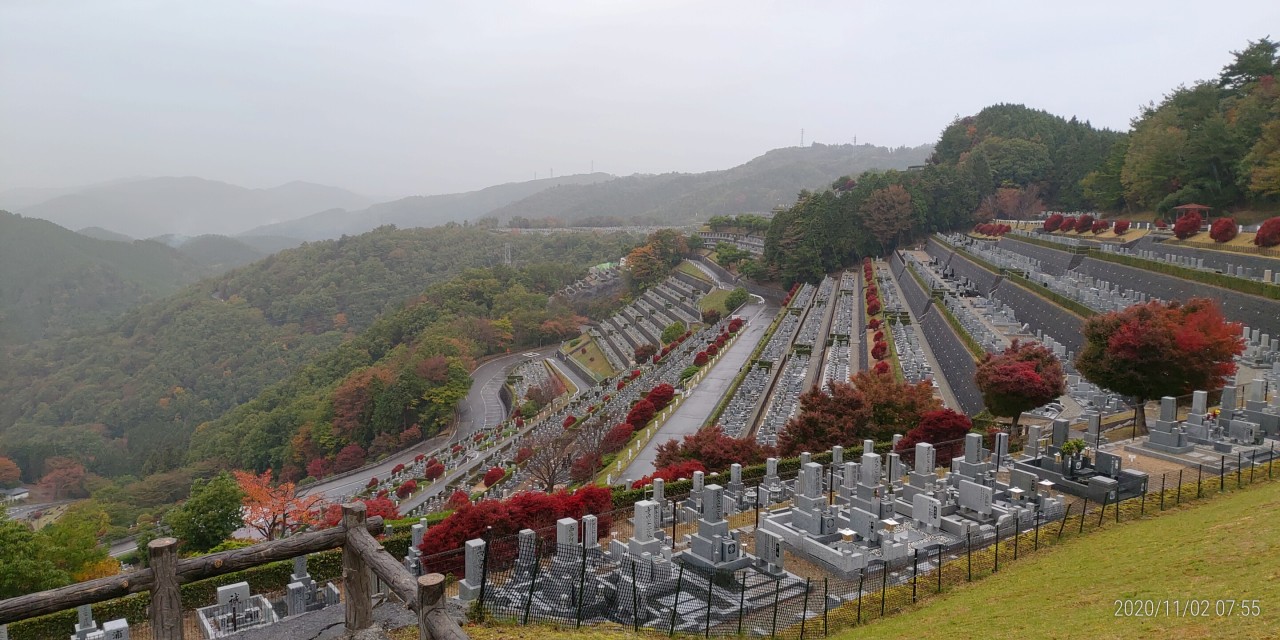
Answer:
xmin=849 ymin=477 xmax=1280 ymax=640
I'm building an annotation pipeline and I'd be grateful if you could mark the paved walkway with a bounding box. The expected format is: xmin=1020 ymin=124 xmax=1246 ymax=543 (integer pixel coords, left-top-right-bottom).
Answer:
xmin=878 ymin=260 xmax=963 ymax=411
xmin=619 ymin=299 xmax=777 ymax=482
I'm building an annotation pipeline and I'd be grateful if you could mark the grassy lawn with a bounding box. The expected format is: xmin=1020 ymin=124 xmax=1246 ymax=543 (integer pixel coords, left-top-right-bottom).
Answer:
xmin=699 ymin=288 xmax=732 ymax=315
xmin=850 ymin=478 xmax=1280 ymax=640
xmin=676 ymin=260 xmax=712 ymax=284
xmin=565 ymin=334 xmax=617 ymax=379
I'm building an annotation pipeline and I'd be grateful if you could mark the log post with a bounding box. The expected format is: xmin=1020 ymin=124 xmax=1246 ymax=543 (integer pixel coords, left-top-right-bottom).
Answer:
xmin=148 ymin=537 xmax=183 ymax=640
xmin=416 ymin=574 xmax=468 ymax=640
xmin=343 ymin=503 xmax=373 ymax=631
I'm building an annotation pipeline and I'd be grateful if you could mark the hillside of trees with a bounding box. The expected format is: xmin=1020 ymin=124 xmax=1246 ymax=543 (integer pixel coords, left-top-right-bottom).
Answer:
xmin=0 ymin=225 xmax=639 ymax=488
xmin=1084 ymin=38 xmax=1280 ymax=214
xmin=0 ymin=211 xmax=208 ymax=344
xmin=484 ymin=143 xmax=933 ymax=226
xmin=764 ymin=39 xmax=1280 ymax=284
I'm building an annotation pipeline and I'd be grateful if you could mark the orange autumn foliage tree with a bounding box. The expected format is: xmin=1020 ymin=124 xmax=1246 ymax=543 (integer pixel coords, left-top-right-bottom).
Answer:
xmin=234 ymin=470 xmax=325 ymax=540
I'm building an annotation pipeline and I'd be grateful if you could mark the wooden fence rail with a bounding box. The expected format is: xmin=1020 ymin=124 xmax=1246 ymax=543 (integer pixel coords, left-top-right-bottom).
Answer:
xmin=0 ymin=503 xmax=468 ymax=640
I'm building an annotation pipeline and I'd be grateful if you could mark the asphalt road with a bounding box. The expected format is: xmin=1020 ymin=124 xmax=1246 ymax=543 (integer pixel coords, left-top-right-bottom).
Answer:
xmin=619 ymin=298 xmax=775 ymax=481
xmin=303 ymin=345 xmax=585 ymax=502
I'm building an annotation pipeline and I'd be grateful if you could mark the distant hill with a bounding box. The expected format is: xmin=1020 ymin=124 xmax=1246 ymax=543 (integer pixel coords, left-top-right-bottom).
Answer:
xmin=245 ymin=173 xmax=616 ymax=241
xmin=486 ymin=143 xmax=935 ymax=225
xmin=77 ymin=226 xmax=134 ymax=242
xmin=0 ymin=211 xmax=206 ymax=344
xmin=171 ymin=235 xmax=268 ymax=272
xmin=17 ymin=177 xmax=374 ymax=238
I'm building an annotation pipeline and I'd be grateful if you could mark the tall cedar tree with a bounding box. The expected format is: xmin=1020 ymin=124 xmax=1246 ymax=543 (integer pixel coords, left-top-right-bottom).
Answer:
xmin=1075 ymin=298 xmax=1242 ymax=430
xmin=974 ymin=340 xmax=1066 ymax=434
xmin=862 ymin=184 xmax=914 ymax=253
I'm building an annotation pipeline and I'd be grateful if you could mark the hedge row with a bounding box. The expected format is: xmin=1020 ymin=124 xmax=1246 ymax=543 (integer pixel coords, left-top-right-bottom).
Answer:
xmin=1089 ymin=250 xmax=1280 ymax=301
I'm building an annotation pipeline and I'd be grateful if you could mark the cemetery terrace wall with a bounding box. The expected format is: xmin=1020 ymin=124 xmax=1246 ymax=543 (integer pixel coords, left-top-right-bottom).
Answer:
xmin=917 ymin=310 xmax=984 ymax=415
xmin=990 ymin=279 xmax=1085 ymax=353
xmin=1133 ymin=235 xmax=1280 ymax=276
xmin=928 ymin=237 xmax=999 ymax=293
xmin=999 ymin=236 xmax=1080 ymax=276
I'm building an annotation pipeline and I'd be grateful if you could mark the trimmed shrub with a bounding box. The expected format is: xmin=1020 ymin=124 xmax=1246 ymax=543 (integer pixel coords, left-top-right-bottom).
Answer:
xmin=1059 ymin=217 xmax=1077 ymax=232
xmin=1043 ymin=213 xmax=1064 ymax=231
xmin=1113 ymin=220 xmax=1131 ymax=235
xmin=1091 ymin=219 xmax=1110 ymax=233
xmin=1256 ymin=217 xmax=1280 ymax=247
xmin=1210 ymin=217 xmax=1237 ymax=243
xmin=1173 ymin=211 xmax=1202 ymax=239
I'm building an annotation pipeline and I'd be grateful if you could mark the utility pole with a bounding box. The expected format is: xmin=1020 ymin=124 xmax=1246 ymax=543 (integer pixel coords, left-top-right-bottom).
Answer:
xmin=800 ymin=128 xmax=805 ymax=146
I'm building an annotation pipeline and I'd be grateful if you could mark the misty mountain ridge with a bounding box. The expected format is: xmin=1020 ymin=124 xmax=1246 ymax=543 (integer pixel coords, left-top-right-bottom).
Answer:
xmin=246 ymin=143 xmax=933 ymax=241
xmin=13 ymin=176 xmax=374 ymax=238
xmin=483 ymin=142 xmax=933 ymax=225
xmin=244 ymin=172 xmax=616 ymax=241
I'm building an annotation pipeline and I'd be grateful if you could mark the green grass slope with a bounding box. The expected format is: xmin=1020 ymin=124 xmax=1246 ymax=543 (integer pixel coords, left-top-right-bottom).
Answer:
xmin=853 ymin=479 xmax=1280 ymax=640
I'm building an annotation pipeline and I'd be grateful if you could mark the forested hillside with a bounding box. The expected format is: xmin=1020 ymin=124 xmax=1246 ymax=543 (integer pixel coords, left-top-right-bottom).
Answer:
xmin=486 ymin=143 xmax=933 ymax=226
xmin=764 ymin=39 xmax=1280 ymax=284
xmin=1084 ymin=38 xmax=1280 ymax=213
xmin=0 ymin=225 xmax=639 ymax=486
xmin=0 ymin=211 xmax=207 ymax=344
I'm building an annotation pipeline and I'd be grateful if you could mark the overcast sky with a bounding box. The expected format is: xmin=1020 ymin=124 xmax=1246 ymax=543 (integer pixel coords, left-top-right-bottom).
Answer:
xmin=2 ymin=1 xmax=1276 ymax=198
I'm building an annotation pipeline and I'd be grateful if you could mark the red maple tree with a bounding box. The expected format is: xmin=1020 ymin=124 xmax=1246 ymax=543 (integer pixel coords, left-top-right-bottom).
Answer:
xmin=234 ymin=470 xmax=324 ymax=540
xmin=1075 ymin=298 xmax=1243 ymax=430
xmin=975 ymin=340 xmax=1066 ymax=433
xmin=653 ymin=425 xmax=772 ymax=471
xmin=896 ymin=409 xmax=974 ymax=463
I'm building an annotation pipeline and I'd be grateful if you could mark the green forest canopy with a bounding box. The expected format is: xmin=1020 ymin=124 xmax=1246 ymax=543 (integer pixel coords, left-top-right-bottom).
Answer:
xmin=764 ymin=38 xmax=1280 ymax=285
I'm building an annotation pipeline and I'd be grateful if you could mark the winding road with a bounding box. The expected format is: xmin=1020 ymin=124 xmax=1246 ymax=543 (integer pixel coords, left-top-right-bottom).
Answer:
xmin=302 ymin=345 xmax=592 ymax=502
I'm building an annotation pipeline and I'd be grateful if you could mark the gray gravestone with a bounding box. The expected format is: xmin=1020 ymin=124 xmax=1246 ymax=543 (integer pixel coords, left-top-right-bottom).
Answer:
xmin=581 ymin=514 xmax=599 ymax=548
xmin=1026 ymin=425 xmax=1042 ymax=457
xmin=1160 ymin=396 xmax=1176 ymax=422
xmin=102 ymin=620 xmax=128 ymax=640
xmin=411 ymin=523 xmax=425 ymax=548
xmin=958 ymin=479 xmax=993 ymax=515
xmin=633 ymin=500 xmax=658 ymax=542
xmin=652 ymin=477 xmax=665 ymax=503
xmin=287 ymin=582 xmax=308 ymax=617
xmin=702 ymin=485 xmax=725 ymax=522
xmin=1192 ymin=390 xmax=1208 ymax=416
xmin=912 ymin=493 xmax=942 ymax=529
xmin=755 ymin=528 xmax=784 ymax=571
xmin=964 ymin=433 xmax=982 ymax=463
xmin=556 ymin=517 xmax=578 ymax=547
xmin=915 ymin=442 xmax=935 ymax=474
xmin=217 ymin=582 xmax=251 ymax=615
xmin=831 ymin=445 xmax=843 ymax=465
xmin=860 ymin=451 xmax=881 ymax=486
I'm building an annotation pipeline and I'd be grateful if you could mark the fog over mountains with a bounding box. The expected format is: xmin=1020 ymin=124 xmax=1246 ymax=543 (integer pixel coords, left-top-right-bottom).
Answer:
xmin=4 ymin=142 xmax=932 ymax=242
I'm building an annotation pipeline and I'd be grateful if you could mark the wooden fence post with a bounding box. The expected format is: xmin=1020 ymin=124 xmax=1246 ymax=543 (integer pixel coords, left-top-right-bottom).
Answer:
xmin=148 ymin=537 xmax=183 ymax=640
xmin=343 ymin=503 xmax=373 ymax=631
xmin=417 ymin=574 xmax=467 ymax=640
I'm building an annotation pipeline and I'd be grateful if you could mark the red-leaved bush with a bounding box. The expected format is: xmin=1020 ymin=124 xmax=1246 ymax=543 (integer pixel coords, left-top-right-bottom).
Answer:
xmin=601 ymin=423 xmax=634 ymax=454
xmin=1156 ymin=219 xmax=1168 ymax=229
xmin=869 ymin=318 xmax=882 ymax=330
xmin=1113 ymin=220 xmax=1131 ymax=235
xmin=396 ymin=479 xmax=417 ymax=499
xmin=1059 ymin=217 xmax=1077 ymax=232
xmin=1256 ymin=218 xmax=1280 ymax=247
xmin=1173 ymin=211 xmax=1202 ymax=239
xmin=483 ymin=466 xmax=505 ymax=487
xmin=1210 ymin=218 xmax=1237 ymax=243
xmin=872 ymin=341 xmax=888 ymax=360
xmin=1075 ymin=215 xmax=1094 ymax=234
xmin=630 ymin=460 xmax=707 ymax=489
xmin=873 ymin=360 xmax=891 ymax=375
xmin=515 ymin=447 xmax=533 ymax=464
xmin=1091 ymin=219 xmax=1110 ymax=234
xmin=419 ymin=486 xmax=613 ymax=577
xmin=424 ymin=462 xmax=445 ymax=481
xmin=1043 ymin=213 xmax=1064 ymax=232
